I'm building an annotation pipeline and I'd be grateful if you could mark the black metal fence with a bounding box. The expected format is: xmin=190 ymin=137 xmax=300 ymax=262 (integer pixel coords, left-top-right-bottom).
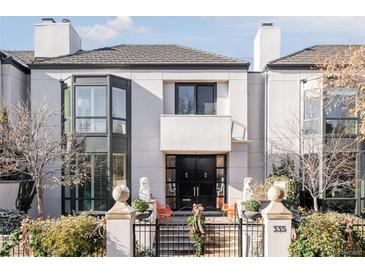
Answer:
xmin=133 ymin=214 xmax=264 ymax=257
xmin=0 ymin=235 xmax=28 ymax=257
xmin=353 ymin=217 xmax=365 ymax=239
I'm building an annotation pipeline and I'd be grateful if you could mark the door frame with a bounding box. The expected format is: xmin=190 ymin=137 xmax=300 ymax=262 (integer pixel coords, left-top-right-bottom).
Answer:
xmin=165 ymin=154 xmax=227 ymax=211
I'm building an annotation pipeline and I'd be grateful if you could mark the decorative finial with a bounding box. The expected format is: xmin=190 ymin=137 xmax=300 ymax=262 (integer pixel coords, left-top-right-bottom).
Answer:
xmin=267 ymin=185 xmax=285 ymax=202
xmin=112 ymin=185 xmax=130 ymax=203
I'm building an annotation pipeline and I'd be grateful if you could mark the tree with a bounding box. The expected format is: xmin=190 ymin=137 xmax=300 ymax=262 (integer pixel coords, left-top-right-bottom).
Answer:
xmin=0 ymin=102 xmax=90 ymax=218
xmin=269 ymin=117 xmax=358 ymax=211
xmin=317 ymin=45 xmax=365 ymax=137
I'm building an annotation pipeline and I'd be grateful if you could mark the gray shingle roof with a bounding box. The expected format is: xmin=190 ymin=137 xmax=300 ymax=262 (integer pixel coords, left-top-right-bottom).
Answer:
xmin=30 ymin=44 xmax=247 ymax=67
xmin=268 ymin=45 xmax=365 ymax=67
xmin=7 ymin=50 xmax=34 ymax=65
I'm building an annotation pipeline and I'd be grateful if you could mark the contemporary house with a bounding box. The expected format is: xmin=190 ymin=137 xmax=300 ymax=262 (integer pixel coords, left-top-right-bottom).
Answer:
xmin=0 ymin=18 xmax=364 ymax=217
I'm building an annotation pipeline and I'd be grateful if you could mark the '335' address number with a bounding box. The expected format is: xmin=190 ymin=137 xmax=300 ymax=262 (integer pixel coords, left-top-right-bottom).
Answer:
xmin=273 ymin=225 xmax=287 ymax=233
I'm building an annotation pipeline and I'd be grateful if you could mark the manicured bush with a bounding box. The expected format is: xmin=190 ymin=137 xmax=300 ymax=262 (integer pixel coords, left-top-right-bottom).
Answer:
xmin=244 ymin=199 xmax=260 ymax=212
xmin=21 ymin=215 xmax=105 ymax=257
xmin=289 ymin=212 xmax=365 ymax=257
xmin=132 ymin=199 xmax=149 ymax=213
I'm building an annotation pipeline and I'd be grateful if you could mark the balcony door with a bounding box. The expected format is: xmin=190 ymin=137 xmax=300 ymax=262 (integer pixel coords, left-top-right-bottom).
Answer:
xmin=175 ymin=83 xmax=216 ymax=115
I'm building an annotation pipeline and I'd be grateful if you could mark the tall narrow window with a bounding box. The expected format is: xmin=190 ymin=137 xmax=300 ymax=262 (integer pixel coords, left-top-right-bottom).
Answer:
xmin=112 ymin=153 xmax=127 ymax=188
xmin=197 ymin=85 xmax=215 ymax=114
xmin=75 ymin=86 xmax=107 ymax=133
xmin=76 ymin=153 xmax=108 ymax=213
xmin=176 ymin=84 xmax=216 ymax=115
xmin=112 ymin=87 xmax=127 ymax=134
xmin=303 ymin=88 xmax=321 ymax=134
xmin=63 ymin=86 xmax=71 ymax=134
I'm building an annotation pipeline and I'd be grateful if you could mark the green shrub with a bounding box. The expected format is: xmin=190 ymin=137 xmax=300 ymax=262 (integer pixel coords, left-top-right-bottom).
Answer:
xmin=289 ymin=212 xmax=365 ymax=257
xmin=265 ymin=175 xmax=299 ymax=209
xmin=244 ymin=199 xmax=260 ymax=212
xmin=21 ymin=215 xmax=105 ymax=257
xmin=132 ymin=199 xmax=149 ymax=213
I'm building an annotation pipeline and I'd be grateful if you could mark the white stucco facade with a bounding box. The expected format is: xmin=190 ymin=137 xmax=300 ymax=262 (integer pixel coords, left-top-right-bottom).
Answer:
xmin=27 ymin=68 xmax=252 ymax=216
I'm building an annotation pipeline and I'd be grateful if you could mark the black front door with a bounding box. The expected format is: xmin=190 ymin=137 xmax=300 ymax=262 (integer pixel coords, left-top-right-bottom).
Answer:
xmin=176 ymin=155 xmax=217 ymax=210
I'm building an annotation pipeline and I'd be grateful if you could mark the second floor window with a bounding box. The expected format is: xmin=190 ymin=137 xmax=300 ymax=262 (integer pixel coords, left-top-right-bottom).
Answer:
xmin=176 ymin=83 xmax=216 ymax=115
xmin=75 ymin=86 xmax=107 ymax=133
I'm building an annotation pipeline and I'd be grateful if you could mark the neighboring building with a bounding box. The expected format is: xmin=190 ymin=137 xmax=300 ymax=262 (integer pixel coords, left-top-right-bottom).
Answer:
xmin=0 ymin=19 xmax=363 ymax=217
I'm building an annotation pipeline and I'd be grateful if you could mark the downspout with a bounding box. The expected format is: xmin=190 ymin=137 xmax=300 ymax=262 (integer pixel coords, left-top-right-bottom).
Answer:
xmin=264 ymin=68 xmax=269 ymax=179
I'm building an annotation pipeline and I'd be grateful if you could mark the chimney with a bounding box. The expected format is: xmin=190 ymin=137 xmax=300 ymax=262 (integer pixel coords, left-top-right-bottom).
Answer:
xmin=253 ymin=23 xmax=281 ymax=71
xmin=34 ymin=18 xmax=81 ymax=58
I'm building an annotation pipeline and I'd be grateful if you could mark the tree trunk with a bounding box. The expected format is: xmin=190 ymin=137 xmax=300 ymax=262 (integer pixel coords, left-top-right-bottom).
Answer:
xmin=36 ymin=184 xmax=45 ymax=219
xmin=313 ymin=196 xmax=319 ymax=212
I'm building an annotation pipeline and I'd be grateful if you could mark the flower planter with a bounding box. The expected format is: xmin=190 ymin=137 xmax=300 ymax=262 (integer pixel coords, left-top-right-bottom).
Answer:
xmin=244 ymin=211 xmax=261 ymax=220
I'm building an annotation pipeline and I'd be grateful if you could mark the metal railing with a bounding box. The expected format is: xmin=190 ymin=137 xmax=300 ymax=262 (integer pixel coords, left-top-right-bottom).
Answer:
xmin=133 ymin=205 xmax=264 ymax=257
xmin=236 ymin=202 xmax=265 ymax=257
xmin=231 ymin=119 xmax=247 ymax=142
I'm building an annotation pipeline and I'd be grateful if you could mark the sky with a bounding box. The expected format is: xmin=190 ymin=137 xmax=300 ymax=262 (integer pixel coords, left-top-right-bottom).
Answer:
xmin=1 ymin=16 xmax=365 ymax=64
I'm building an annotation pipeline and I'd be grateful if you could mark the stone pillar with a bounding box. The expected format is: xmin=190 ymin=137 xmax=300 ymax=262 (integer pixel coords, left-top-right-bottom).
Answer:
xmin=261 ymin=185 xmax=292 ymax=257
xmin=106 ymin=185 xmax=136 ymax=257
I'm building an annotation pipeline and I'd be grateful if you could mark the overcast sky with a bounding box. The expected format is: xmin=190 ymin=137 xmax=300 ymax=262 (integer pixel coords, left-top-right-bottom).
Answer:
xmin=1 ymin=16 xmax=365 ymax=63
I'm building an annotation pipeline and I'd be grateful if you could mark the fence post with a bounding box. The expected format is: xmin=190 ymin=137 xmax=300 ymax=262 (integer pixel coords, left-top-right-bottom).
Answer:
xmin=105 ymin=185 xmax=136 ymax=257
xmin=261 ymin=185 xmax=292 ymax=257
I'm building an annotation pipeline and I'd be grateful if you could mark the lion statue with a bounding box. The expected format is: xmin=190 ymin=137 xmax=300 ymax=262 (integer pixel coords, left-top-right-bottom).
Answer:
xmin=139 ymin=177 xmax=151 ymax=202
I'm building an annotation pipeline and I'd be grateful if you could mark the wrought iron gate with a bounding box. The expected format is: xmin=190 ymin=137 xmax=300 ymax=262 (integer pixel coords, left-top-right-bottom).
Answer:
xmin=133 ymin=216 xmax=264 ymax=257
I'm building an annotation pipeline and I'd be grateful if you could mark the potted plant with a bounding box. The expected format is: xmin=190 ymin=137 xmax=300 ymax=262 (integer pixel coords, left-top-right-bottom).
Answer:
xmin=243 ymin=199 xmax=261 ymax=220
xmin=132 ymin=199 xmax=152 ymax=220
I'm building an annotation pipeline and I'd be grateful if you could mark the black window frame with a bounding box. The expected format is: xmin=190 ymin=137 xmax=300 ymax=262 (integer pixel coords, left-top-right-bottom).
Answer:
xmin=175 ymin=83 xmax=217 ymax=115
xmin=61 ymin=74 xmax=132 ymax=215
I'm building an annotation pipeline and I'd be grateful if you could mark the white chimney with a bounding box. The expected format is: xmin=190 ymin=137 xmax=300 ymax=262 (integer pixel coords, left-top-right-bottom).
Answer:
xmin=34 ymin=18 xmax=81 ymax=58
xmin=253 ymin=23 xmax=281 ymax=71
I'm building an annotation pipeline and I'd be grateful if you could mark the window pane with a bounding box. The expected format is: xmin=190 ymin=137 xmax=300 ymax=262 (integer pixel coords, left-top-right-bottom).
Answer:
xmin=304 ymin=98 xmax=320 ymax=120
xmin=216 ymin=182 xmax=225 ymax=196
xmin=166 ymin=197 xmax=176 ymax=210
xmin=166 ymin=169 xmax=176 ymax=182
xmin=177 ymin=85 xmax=195 ymax=114
xmin=112 ymin=87 xmax=126 ymax=119
xmin=166 ymin=183 xmax=176 ymax=196
xmin=303 ymin=119 xmax=321 ymax=135
xmin=76 ymin=153 xmax=108 ymax=213
xmin=76 ymin=118 xmax=106 ymax=133
xmin=113 ymin=153 xmax=127 ymax=189
xmin=216 ymin=169 xmax=225 ymax=183
xmin=64 ymin=199 xmax=71 ymax=214
xmin=325 ymin=119 xmax=357 ymax=135
xmin=112 ymin=119 xmax=126 ymax=134
xmin=75 ymin=86 xmax=106 ymax=117
xmin=166 ymin=155 xmax=176 ymax=167
xmin=197 ymin=86 xmax=214 ymax=114
xmin=325 ymin=94 xmax=355 ymax=119
xmin=216 ymin=155 xmax=225 ymax=168
xmin=64 ymin=87 xmax=71 ymax=119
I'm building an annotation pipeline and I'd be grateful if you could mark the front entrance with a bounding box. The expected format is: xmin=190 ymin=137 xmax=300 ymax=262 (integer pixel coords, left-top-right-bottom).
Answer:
xmin=165 ymin=155 xmax=226 ymax=211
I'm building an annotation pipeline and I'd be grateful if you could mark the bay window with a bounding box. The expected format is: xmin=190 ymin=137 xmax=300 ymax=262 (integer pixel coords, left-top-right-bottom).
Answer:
xmin=62 ymin=75 xmax=131 ymax=215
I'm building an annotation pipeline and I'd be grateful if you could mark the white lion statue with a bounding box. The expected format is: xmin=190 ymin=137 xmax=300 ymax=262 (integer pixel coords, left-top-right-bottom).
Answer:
xmin=242 ymin=177 xmax=254 ymax=201
xmin=139 ymin=177 xmax=151 ymax=202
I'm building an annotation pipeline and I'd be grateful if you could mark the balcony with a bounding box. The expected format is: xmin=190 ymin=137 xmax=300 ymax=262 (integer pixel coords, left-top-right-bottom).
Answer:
xmin=160 ymin=115 xmax=247 ymax=152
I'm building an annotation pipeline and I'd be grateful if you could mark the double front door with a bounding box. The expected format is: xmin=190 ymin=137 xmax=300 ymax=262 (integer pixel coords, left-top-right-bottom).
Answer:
xmin=176 ymin=155 xmax=217 ymax=210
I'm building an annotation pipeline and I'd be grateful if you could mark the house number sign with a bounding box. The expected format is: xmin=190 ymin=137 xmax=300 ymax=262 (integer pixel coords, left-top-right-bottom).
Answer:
xmin=273 ymin=225 xmax=287 ymax=233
